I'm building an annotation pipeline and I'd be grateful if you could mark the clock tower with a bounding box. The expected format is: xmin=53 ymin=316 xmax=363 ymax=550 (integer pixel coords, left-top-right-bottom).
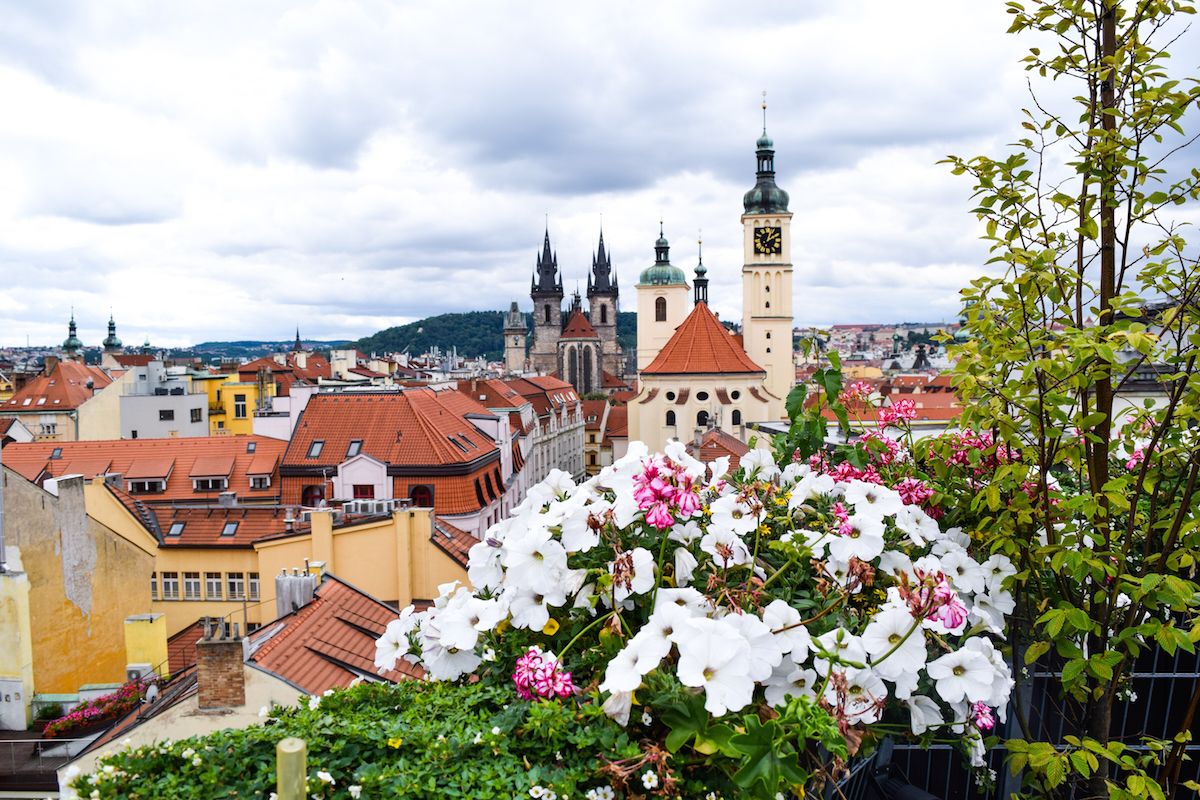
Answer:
xmin=741 ymin=106 xmax=793 ymax=417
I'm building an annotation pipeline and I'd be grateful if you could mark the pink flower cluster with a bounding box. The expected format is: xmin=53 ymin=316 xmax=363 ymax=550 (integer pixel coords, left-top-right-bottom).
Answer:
xmin=859 ymin=432 xmax=904 ymax=466
xmin=513 ymin=647 xmax=576 ymax=701
xmin=1125 ymin=448 xmax=1145 ymax=470
xmin=878 ymin=398 xmax=917 ymax=427
xmin=903 ymin=569 xmax=968 ymax=631
xmin=894 ymin=477 xmax=934 ymax=507
xmin=44 ymin=679 xmax=148 ymax=738
xmin=940 ymin=430 xmax=1016 ymax=476
xmin=839 ymin=380 xmax=875 ymax=408
xmin=633 ymin=456 xmax=701 ymax=530
xmin=830 ymin=502 xmax=854 ymax=537
xmin=972 ymin=701 xmax=995 ymax=731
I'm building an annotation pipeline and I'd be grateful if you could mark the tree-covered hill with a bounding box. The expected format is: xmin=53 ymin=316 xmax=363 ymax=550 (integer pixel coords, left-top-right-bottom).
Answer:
xmin=355 ymin=310 xmax=637 ymax=361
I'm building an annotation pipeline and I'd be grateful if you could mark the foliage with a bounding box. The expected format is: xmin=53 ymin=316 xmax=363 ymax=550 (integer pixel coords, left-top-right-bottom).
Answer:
xmin=46 ymin=680 xmax=150 ymax=738
xmin=67 ymin=680 xmax=638 ymax=800
xmin=377 ymin=428 xmax=1014 ymax=798
xmin=941 ymin=1 xmax=1200 ymax=796
xmin=34 ymin=702 xmax=63 ymax=722
xmin=354 ymin=310 xmax=638 ymax=361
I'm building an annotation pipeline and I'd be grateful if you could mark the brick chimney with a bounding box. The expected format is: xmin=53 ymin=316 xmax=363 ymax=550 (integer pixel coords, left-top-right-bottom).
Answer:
xmin=43 ymin=356 xmax=58 ymax=376
xmin=196 ymin=620 xmax=245 ymax=710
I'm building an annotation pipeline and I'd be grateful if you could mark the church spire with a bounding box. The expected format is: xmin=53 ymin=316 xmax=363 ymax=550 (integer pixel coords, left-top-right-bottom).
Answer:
xmin=532 ymin=225 xmax=562 ymax=294
xmin=743 ymin=92 xmax=789 ymax=214
xmin=62 ymin=310 xmax=83 ymax=359
xmin=694 ymin=232 xmax=708 ymax=306
xmin=102 ymin=312 xmax=122 ymax=353
xmin=588 ymin=227 xmax=615 ymax=296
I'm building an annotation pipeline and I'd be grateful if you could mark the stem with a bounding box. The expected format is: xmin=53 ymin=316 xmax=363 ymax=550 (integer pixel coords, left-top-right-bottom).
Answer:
xmin=557 ymin=611 xmax=614 ymax=660
xmin=761 ymin=558 xmax=797 ymax=590
xmin=869 ymin=618 xmax=924 ymax=667
xmin=650 ymin=529 xmax=672 ymax=609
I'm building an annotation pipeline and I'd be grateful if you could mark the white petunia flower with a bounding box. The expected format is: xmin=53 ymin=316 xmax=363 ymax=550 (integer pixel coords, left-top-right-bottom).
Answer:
xmin=673 ymin=547 xmax=699 ymax=585
xmin=699 ymin=526 xmax=752 ymax=569
xmin=826 ymin=666 xmax=888 ymax=724
xmin=812 ymin=628 xmax=868 ymax=675
xmin=739 ymin=448 xmax=781 ymax=481
xmin=788 ymin=471 xmax=836 ymax=508
xmin=927 ymin=648 xmax=995 ymax=704
xmin=467 ymin=539 xmax=505 ymax=589
xmin=861 ymin=605 xmax=926 ymax=696
xmin=762 ymin=599 xmax=812 ymax=663
xmin=940 ymin=550 xmax=987 ymax=596
xmin=827 ymin=515 xmax=886 ymax=563
xmin=610 ymin=547 xmax=657 ymax=602
xmin=980 ymin=554 xmax=1017 ymax=593
xmin=969 ymin=592 xmax=1014 ymax=635
xmin=763 ymin=661 xmax=819 ymax=707
xmin=905 ymin=695 xmax=944 ymax=735
xmin=601 ymin=689 xmax=634 ymax=725
xmin=841 ymin=481 xmax=904 ymax=519
xmin=674 ymin=617 xmax=755 ymax=716
xmin=723 ymin=611 xmax=785 ymax=681
xmin=708 ymin=494 xmax=760 ymax=537
xmin=374 ymin=606 xmax=419 ymax=673
xmin=348 ymin=786 xmax=363 ymax=799
xmin=668 ymin=519 xmax=703 ymax=545
xmin=316 ymin=770 xmax=334 ymax=785
xmin=503 ymin=527 xmax=569 ymax=595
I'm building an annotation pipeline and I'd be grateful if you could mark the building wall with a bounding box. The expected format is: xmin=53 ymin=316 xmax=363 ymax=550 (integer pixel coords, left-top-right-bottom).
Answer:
xmin=120 ymin=393 xmax=209 ymax=439
xmin=197 ymin=375 xmax=271 ymax=436
xmin=741 ymin=211 xmax=795 ymax=418
xmin=635 ymin=284 xmax=689 ymax=371
xmin=333 ymin=456 xmax=391 ymax=501
xmin=150 ymin=548 xmax=262 ymax=636
xmin=76 ymin=371 xmax=132 ymax=441
xmin=0 ymin=546 xmax=35 ymax=729
xmin=629 ymin=374 xmax=770 ymax=453
xmin=2 ymin=471 xmax=157 ymax=694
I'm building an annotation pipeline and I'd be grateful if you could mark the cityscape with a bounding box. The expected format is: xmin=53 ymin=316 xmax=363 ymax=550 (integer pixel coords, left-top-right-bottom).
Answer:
xmin=1 ymin=3 xmax=1198 ymax=799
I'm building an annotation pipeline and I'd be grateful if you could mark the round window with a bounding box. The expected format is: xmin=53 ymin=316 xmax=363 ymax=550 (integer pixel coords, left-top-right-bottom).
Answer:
xmin=696 ymin=391 xmax=709 ymax=401
xmin=731 ymin=390 xmax=741 ymax=400
xmin=665 ymin=391 xmax=676 ymax=401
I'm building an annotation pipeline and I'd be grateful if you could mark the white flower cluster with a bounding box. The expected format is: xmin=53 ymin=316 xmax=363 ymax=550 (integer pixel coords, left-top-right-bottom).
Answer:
xmin=375 ymin=442 xmax=1014 ymax=760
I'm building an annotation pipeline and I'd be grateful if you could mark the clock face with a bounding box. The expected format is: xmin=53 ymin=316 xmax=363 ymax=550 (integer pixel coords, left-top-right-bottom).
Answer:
xmin=753 ymin=226 xmax=782 ymax=255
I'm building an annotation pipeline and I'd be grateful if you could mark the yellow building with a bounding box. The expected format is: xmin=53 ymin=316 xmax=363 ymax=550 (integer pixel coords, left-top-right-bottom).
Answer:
xmin=192 ymin=371 xmax=274 ymax=437
xmin=1 ymin=470 xmax=158 ymax=701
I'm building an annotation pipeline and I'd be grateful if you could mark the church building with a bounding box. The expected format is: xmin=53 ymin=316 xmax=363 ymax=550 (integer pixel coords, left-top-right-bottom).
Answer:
xmin=629 ymin=117 xmax=794 ymax=451
xmin=503 ymin=229 xmax=625 ymax=394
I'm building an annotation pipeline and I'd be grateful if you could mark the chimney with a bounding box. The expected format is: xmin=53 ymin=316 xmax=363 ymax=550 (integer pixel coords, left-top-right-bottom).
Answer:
xmin=43 ymin=356 xmax=59 ymax=376
xmin=275 ymin=569 xmax=319 ymax=618
xmin=196 ymin=620 xmax=245 ymax=710
xmin=217 ymin=491 xmax=237 ymax=508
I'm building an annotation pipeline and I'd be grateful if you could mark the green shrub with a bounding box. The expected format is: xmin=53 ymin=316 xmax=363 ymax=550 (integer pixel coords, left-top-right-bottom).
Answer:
xmin=69 ymin=680 xmax=716 ymax=799
xmin=35 ymin=702 xmax=63 ymax=722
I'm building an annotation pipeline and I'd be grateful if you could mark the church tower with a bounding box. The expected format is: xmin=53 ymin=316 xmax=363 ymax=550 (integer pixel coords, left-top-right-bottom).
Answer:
xmin=587 ymin=230 xmax=622 ymax=377
xmin=62 ymin=313 xmax=83 ymax=361
xmin=740 ymin=103 xmax=793 ymax=417
xmin=528 ymin=228 xmax=563 ymax=374
xmin=635 ymin=224 xmax=689 ymax=372
xmin=503 ymin=301 xmax=527 ymax=374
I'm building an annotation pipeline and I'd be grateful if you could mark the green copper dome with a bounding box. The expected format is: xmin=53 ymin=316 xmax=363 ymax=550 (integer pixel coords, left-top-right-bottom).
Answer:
xmin=743 ymin=129 xmax=789 ymax=215
xmin=102 ymin=316 xmax=122 ymax=351
xmin=639 ymin=225 xmax=688 ymax=286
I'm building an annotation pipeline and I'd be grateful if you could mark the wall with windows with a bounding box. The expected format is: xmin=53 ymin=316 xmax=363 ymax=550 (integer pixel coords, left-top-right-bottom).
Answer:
xmin=629 ymin=376 xmax=768 ymax=453
xmin=332 ymin=453 xmax=390 ymax=502
xmin=193 ymin=374 xmax=273 ymax=437
xmin=120 ymin=393 xmax=209 ymax=439
xmin=149 ymin=547 xmax=262 ymax=636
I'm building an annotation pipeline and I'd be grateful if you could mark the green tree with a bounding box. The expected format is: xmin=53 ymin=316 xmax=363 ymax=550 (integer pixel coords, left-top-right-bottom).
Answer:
xmin=944 ymin=1 xmax=1200 ymax=797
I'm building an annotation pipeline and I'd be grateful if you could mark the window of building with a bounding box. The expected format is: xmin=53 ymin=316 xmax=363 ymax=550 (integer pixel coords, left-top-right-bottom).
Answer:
xmin=765 ymin=301 xmax=771 ymax=309
xmin=301 ymin=485 xmax=325 ymax=506
xmin=221 ymin=521 xmax=239 ymax=537
xmin=544 ymin=304 xmax=551 ymax=323
xmin=234 ymin=394 xmax=247 ymax=418
xmin=167 ymin=522 xmax=185 ymax=536
xmin=183 ymin=572 xmax=201 ymax=600
xmin=161 ymin=572 xmax=179 ymax=600
xmin=150 ymin=572 xmax=158 ymax=600
xmin=131 ymin=430 xmax=138 ymax=439
xmin=696 ymin=391 xmax=709 ymax=401
xmin=655 ymin=297 xmax=667 ymax=322
xmin=474 ymin=479 xmax=486 ymax=507
xmin=410 ymin=485 xmax=434 ymax=507
xmin=697 ymin=410 xmax=710 ymax=426
xmin=766 ymin=347 xmax=772 ymax=353
xmin=250 ymin=475 xmax=271 ymax=490
xmin=588 ymin=433 xmax=596 ymax=443
xmin=731 ymin=390 xmax=741 ymax=400
xmin=159 ymin=409 xmax=175 ymax=421
xmin=732 ymin=410 xmax=742 ymax=425
xmin=665 ymin=391 xmax=676 ymax=401
xmin=248 ymin=573 xmax=260 ymax=601
xmin=190 ymin=408 xmax=203 ymax=423
xmin=666 ymin=410 xmax=676 ymax=426
xmin=129 ymin=479 xmax=165 ymax=494
xmin=600 ymin=304 xmax=607 ymax=324
xmin=484 ymin=473 xmax=497 ymax=502
xmin=766 ymin=331 xmax=771 ymax=339
xmin=352 ymin=484 xmax=375 ymax=500
xmin=216 ymin=421 xmax=224 ymax=430
xmin=39 ymin=423 xmax=56 ymax=436
xmin=205 ymin=572 xmax=223 ymax=600
xmin=346 ymin=439 xmax=363 ymax=458
xmin=306 ymin=440 xmax=324 ymax=458
xmin=227 ymin=572 xmax=245 ymax=600
xmin=765 ymin=284 xmax=771 ymax=293
xmin=247 ymin=441 xmax=257 ymax=453
xmin=50 ymin=447 xmax=62 ymax=459
xmin=194 ymin=477 xmax=228 ymax=492
xmin=589 ymin=453 xmax=597 ymax=466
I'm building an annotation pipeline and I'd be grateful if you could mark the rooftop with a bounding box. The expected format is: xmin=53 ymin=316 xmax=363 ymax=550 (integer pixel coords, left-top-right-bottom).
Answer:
xmin=642 ymin=303 xmax=765 ymax=376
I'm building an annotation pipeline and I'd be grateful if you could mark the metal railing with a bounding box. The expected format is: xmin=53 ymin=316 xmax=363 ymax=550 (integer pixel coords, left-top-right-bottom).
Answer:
xmin=0 ymin=737 xmax=91 ymax=775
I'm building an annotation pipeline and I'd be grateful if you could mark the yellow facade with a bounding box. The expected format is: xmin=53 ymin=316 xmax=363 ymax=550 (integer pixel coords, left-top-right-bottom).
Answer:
xmin=0 ymin=373 xmax=14 ymax=403
xmin=123 ymin=615 xmax=169 ymax=677
xmin=193 ymin=373 xmax=274 ymax=437
xmin=2 ymin=471 xmax=157 ymax=695
xmin=0 ymin=546 xmax=35 ymax=729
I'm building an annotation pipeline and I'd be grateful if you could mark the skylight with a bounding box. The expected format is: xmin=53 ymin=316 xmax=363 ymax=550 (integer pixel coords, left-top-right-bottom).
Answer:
xmin=306 ymin=440 xmax=324 ymax=458
xmin=221 ymin=522 xmax=239 ymax=536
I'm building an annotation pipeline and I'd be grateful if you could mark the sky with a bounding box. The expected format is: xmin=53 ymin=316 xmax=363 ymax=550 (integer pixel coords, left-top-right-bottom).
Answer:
xmin=0 ymin=1 xmax=1197 ymax=348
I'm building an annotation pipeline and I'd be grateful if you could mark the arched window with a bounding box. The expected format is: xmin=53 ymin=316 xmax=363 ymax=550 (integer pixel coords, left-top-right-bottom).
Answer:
xmin=732 ymin=410 xmax=742 ymax=425
xmin=666 ymin=410 xmax=676 ymax=426
xmin=600 ymin=304 xmax=607 ymax=324
xmin=544 ymin=304 xmax=551 ymax=323
xmin=301 ymin=485 xmax=325 ymax=507
xmin=568 ymin=347 xmax=579 ymax=391
xmin=655 ymin=297 xmax=667 ymax=322
xmin=583 ymin=347 xmax=594 ymax=394
xmin=410 ymin=485 xmax=434 ymax=507
xmin=697 ymin=410 xmax=709 ymax=427
xmin=765 ymin=301 xmax=771 ymax=309
xmin=766 ymin=332 xmax=771 ymax=339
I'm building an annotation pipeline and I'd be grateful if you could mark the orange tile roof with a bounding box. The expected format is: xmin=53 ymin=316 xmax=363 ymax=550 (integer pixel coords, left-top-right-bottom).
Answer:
xmin=560 ymin=309 xmax=598 ymax=338
xmin=506 ymin=377 xmax=579 ymax=419
xmin=283 ymin=389 xmax=499 ymax=471
xmin=690 ymin=429 xmax=750 ymax=471
xmin=603 ymin=405 xmax=628 ymax=445
xmin=247 ymin=574 xmax=422 ymax=693
xmin=459 ymin=379 xmax=526 ymax=409
xmin=642 ymin=303 xmax=764 ymax=375
xmin=158 ymin=506 xmax=293 ymax=547
xmin=54 ymin=455 xmax=114 ymax=478
xmin=601 ymin=370 xmax=630 ymax=390
xmin=167 ymin=620 xmax=211 ymax=672
xmin=2 ymin=360 xmax=112 ymax=412
xmin=581 ymin=399 xmax=607 ymax=430
xmin=2 ymin=435 xmax=285 ymax=502
xmin=247 ymin=451 xmax=279 ymax=475
xmin=189 ymin=454 xmax=235 ymax=477
xmin=430 ymin=517 xmax=477 ymax=569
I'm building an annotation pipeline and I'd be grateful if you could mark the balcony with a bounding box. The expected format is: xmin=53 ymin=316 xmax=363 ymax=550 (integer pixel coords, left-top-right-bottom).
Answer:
xmin=208 ymin=404 xmax=226 ymax=415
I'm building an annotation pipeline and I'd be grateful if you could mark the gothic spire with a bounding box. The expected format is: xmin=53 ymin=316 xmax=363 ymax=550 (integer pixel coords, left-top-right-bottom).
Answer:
xmin=588 ymin=227 xmax=615 ymax=296
xmin=533 ymin=225 xmax=562 ymax=294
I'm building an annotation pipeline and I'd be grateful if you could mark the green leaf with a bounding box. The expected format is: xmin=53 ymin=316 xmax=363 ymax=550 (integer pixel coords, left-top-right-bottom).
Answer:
xmin=729 ymin=716 xmax=807 ymax=797
xmin=784 ymin=384 xmax=807 ymax=423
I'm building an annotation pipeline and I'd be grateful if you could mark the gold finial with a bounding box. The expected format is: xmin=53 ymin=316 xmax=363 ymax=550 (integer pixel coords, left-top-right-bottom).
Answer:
xmin=761 ymin=90 xmax=768 ymax=134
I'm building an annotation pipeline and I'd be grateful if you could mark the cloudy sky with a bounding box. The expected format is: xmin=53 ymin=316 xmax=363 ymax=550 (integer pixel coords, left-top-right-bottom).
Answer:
xmin=1 ymin=2 xmax=1197 ymax=347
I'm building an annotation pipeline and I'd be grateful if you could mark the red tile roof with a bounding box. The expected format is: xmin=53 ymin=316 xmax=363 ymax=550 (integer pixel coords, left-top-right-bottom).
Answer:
xmin=430 ymin=517 xmax=477 ymax=569
xmin=690 ymin=429 xmax=750 ymax=471
xmin=459 ymin=379 xmax=526 ymax=409
xmin=603 ymin=405 xmax=628 ymax=445
xmin=2 ymin=360 xmax=112 ymax=412
xmin=167 ymin=620 xmax=212 ymax=672
xmin=505 ymin=376 xmax=579 ymax=419
xmin=283 ymin=389 xmax=499 ymax=471
xmin=189 ymin=454 xmax=234 ymax=478
xmin=642 ymin=304 xmax=765 ymax=375
xmin=601 ymin=370 xmax=630 ymax=390
xmin=581 ymin=400 xmax=607 ymax=430
xmin=560 ymin=309 xmax=598 ymax=338
xmin=158 ymin=506 xmax=293 ymax=547
xmin=247 ymin=574 xmax=422 ymax=693
xmin=2 ymin=436 xmax=285 ymax=502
